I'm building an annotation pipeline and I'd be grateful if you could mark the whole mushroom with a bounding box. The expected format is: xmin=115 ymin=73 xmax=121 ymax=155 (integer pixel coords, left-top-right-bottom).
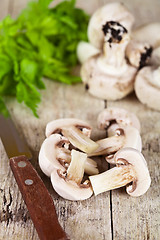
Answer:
xmin=81 ymin=21 xmax=137 ymax=100
xmin=89 ymin=147 xmax=151 ymax=197
xmin=150 ymin=46 xmax=160 ymax=66
xmin=77 ymin=41 xmax=100 ymax=64
xmin=126 ymin=40 xmax=152 ymax=69
xmin=132 ymin=22 xmax=160 ymax=48
xmin=88 ymin=2 xmax=135 ymax=49
xmin=135 ymin=66 xmax=160 ymax=111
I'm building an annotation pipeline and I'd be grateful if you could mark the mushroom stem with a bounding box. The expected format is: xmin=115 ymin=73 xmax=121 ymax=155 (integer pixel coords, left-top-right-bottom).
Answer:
xmin=98 ymin=21 xmax=129 ymax=72
xmin=57 ymin=147 xmax=99 ymax=175
xmin=67 ymin=150 xmax=87 ymax=185
xmin=89 ymin=164 xmax=135 ymax=195
xmin=88 ymin=133 xmax=124 ymax=157
xmin=62 ymin=126 xmax=99 ymax=154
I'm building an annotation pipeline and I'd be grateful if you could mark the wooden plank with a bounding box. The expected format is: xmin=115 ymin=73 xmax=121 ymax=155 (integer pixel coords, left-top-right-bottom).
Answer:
xmin=0 ymin=0 xmax=10 ymax=20
xmin=4 ymin=79 xmax=110 ymax=239
xmin=0 ymin=0 xmax=160 ymax=239
xmin=105 ymin=0 xmax=160 ymax=238
xmin=107 ymin=95 xmax=160 ymax=240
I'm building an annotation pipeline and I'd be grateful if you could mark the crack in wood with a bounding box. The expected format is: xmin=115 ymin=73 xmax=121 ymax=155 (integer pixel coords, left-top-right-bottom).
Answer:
xmin=0 ymin=188 xmax=13 ymax=226
xmin=0 ymin=188 xmax=30 ymax=225
xmin=103 ymin=100 xmax=114 ymax=240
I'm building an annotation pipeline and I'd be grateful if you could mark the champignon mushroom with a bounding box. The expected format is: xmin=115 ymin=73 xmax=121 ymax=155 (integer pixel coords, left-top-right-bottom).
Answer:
xmin=150 ymin=46 xmax=160 ymax=66
xmin=81 ymin=21 xmax=137 ymax=100
xmin=126 ymin=40 xmax=152 ymax=68
xmin=132 ymin=22 xmax=160 ymax=48
xmin=89 ymin=147 xmax=151 ymax=197
xmin=39 ymin=134 xmax=99 ymax=176
xmin=51 ymin=149 xmax=93 ymax=200
xmin=97 ymin=107 xmax=141 ymax=136
xmin=88 ymin=126 xmax=142 ymax=163
xmin=135 ymin=66 xmax=160 ymax=111
xmin=46 ymin=118 xmax=99 ymax=154
xmin=88 ymin=2 xmax=134 ymax=49
xmin=77 ymin=41 xmax=100 ymax=64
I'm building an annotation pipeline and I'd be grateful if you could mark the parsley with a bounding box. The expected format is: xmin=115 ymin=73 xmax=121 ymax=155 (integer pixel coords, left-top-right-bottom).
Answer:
xmin=0 ymin=0 xmax=89 ymax=116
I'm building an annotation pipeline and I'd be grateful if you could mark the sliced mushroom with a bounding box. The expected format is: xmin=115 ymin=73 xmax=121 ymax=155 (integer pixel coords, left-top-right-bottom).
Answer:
xmin=89 ymin=147 xmax=151 ymax=197
xmin=81 ymin=21 xmax=137 ymax=100
xmin=97 ymin=107 xmax=141 ymax=136
xmin=39 ymin=134 xmax=99 ymax=177
xmin=88 ymin=126 xmax=142 ymax=163
xmin=45 ymin=118 xmax=99 ymax=154
xmin=126 ymin=40 xmax=152 ymax=68
xmin=132 ymin=22 xmax=160 ymax=48
xmin=77 ymin=41 xmax=100 ymax=64
xmin=135 ymin=66 xmax=160 ymax=111
xmin=39 ymin=134 xmax=69 ymax=177
xmin=88 ymin=2 xmax=134 ymax=49
xmin=51 ymin=149 xmax=93 ymax=200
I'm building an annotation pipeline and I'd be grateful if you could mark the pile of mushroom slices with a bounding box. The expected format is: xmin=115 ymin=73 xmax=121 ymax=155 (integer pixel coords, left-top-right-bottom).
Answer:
xmin=39 ymin=107 xmax=151 ymax=201
xmin=77 ymin=2 xmax=160 ymax=111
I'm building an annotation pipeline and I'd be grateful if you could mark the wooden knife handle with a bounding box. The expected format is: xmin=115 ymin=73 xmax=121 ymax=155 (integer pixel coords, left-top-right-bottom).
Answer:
xmin=10 ymin=155 xmax=69 ymax=240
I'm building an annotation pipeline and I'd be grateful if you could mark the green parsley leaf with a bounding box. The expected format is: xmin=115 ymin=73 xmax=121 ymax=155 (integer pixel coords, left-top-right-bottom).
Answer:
xmin=0 ymin=0 xmax=89 ymax=117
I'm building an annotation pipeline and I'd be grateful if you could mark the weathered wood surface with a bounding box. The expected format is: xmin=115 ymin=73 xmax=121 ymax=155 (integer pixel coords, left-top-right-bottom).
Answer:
xmin=0 ymin=0 xmax=160 ymax=239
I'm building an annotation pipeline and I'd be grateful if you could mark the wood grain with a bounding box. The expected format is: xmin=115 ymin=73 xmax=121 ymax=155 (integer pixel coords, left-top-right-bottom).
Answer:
xmin=0 ymin=0 xmax=160 ymax=239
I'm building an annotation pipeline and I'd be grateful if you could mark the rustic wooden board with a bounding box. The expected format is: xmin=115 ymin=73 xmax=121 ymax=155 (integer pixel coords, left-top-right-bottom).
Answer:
xmin=0 ymin=0 xmax=160 ymax=239
xmin=107 ymin=95 xmax=160 ymax=240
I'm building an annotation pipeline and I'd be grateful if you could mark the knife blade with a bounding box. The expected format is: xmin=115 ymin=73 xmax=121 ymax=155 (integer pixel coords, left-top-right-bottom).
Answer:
xmin=0 ymin=114 xmax=68 ymax=240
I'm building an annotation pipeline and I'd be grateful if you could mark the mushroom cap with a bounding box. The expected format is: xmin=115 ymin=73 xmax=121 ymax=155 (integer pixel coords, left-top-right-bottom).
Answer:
xmin=119 ymin=126 xmax=142 ymax=152
xmin=97 ymin=107 xmax=141 ymax=133
xmin=105 ymin=126 xmax=142 ymax=164
xmin=46 ymin=118 xmax=92 ymax=138
xmin=132 ymin=22 xmax=160 ymax=48
xmin=39 ymin=134 xmax=69 ymax=177
xmin=51 ymin=169 xmax=93 ymax=201
xmin=150 ymin=46 xmax=160 ymax=66
xmin=135 ymin=66 xmax=160 ymax=111
xmin=81 ymin=56 xmax=136 ymax=100
xmin=114 ymin=147 xmax=151 ymax=197
xmin=77 ymin=41 xmax=100 ymax=64
xmin=126 ymin=40 xmax=152 ymax=68
xmin=88 ymin=2 xmax=134 ymax=49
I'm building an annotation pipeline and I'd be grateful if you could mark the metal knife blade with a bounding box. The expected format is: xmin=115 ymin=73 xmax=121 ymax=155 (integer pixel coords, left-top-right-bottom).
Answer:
xmin=0 ymin=114 xmax=68 ymax=240
xmin=0 ymin=114 xmax=32 ymax=159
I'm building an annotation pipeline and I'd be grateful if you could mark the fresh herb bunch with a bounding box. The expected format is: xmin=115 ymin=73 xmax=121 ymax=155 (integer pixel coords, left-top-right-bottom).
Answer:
xmin=0 ymin=0 xmax=89 ymax=117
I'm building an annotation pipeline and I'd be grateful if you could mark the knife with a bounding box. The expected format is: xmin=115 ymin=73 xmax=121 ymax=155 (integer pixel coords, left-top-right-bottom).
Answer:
xmin=0 ymin=114 xmax=68 ymax=240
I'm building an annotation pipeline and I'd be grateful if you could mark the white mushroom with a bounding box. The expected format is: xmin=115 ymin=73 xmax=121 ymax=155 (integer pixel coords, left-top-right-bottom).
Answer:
xmin=39 ymin=134 xmax=99 ymax=176
xmin=77 ymin=41 xmax=100 ymax=64
xmin=81 ymin=21 xmax=137 ymax=100
xmin=150 ymin=46 xmax=160 ymax=66
xmin=88 ymin=126 xmax=142 ymax=164
xmin=46 ymin=118 xmax=99 ymax=154
xmin=132 ymin=22 xmax=160 ymax=48
xmin=97 ymin=107 xmax=141 ymax=136
xmin=88 ymin=2 xmax=134 ymax=49
xmin=135 ymin=66 xmax=160 ymax=111
xmin=89 ymin=147 xmax=151 ymax=197
xmin=126 ymin=40 xmax=152 ymax=68
xmin=51 ymin=149 xmax=93 ymax=201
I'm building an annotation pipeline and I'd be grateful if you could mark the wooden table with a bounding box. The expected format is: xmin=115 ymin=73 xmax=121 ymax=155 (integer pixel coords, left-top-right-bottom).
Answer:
xmin=0 ymin=0 xmax=160 ymax=239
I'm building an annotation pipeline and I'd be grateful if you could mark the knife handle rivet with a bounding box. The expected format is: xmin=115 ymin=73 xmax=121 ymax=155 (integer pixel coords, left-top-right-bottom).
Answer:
xmin=18 ymin=161 xmax=27 ymax=168
xmin=25 ymin=179 xmax=33 ymax=185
